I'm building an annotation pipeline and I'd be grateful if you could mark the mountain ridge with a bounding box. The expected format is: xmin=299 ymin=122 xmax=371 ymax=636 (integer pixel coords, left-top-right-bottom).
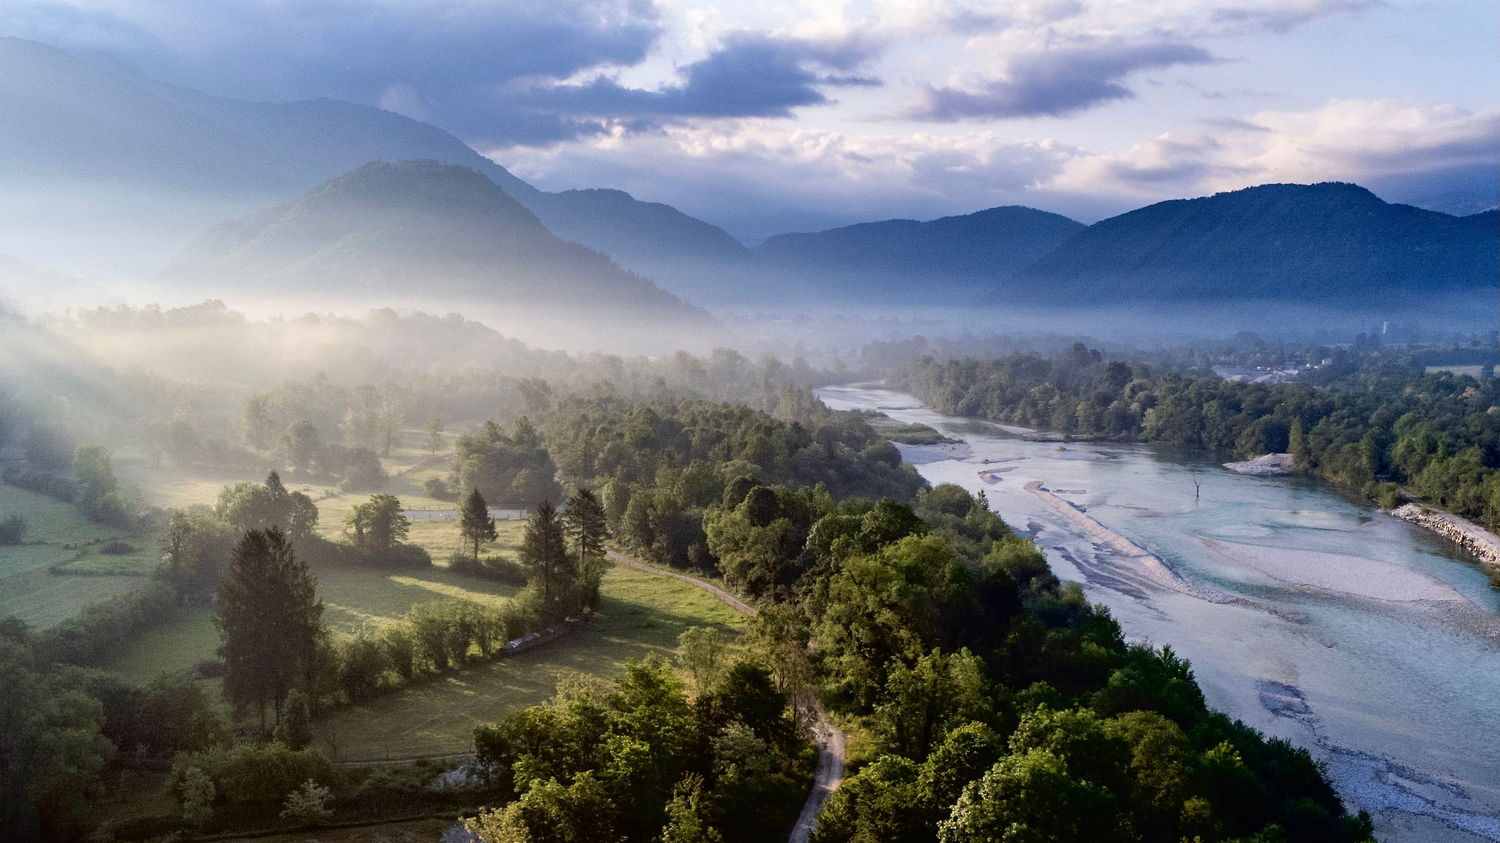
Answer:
xmin=1011 ymin=182 xmax=1497 ymax=304
xmin=0 ymin=36 xmax=746 ymax=280
xmin=162 ymin=160 xmax=716 ymax=352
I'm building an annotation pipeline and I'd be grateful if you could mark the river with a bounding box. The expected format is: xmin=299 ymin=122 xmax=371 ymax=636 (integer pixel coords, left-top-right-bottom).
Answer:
xmin=816 ymin=384 xmax=1500 ymax=842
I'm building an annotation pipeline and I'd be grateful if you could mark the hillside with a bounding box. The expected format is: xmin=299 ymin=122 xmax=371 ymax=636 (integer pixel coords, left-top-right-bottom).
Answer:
xmin=1014 ymin=182 xmax=1499 ymax=303
xmin=753 ymin=206 xmax=1084 ymax=300
xmin=525 ymin=188 xmax=752 ymax=298
xmin=162 ymin=161 xmax=715 ymax=351
xmin=0 ymin=37 xmax=745 ymax=283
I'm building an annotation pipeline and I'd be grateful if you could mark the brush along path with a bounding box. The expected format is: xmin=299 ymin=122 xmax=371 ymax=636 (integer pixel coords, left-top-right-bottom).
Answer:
xmin=604 ymin=548 xmax=846 ymax=843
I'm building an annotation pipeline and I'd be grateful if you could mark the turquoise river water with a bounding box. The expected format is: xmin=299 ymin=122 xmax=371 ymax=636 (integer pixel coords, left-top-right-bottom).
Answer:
xmin=816 ymin=385 xmax=1500 ymax=842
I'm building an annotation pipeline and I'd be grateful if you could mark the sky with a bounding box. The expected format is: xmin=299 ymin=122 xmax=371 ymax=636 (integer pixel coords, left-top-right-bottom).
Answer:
xmin=3 ymin=0 xmax=1497 ymax=241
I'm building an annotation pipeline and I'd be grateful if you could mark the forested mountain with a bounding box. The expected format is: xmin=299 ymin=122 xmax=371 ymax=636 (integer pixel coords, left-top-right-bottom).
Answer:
xmin=162 ymin=161 xmax=715 ymax=350
xmin=0 ymin=37 xmax=745 ymax=278
xmin=752 ymin=206 xmax=1084 ymax=300
xmin=1012 ymin=182 xmax=1498 ymax=303
xmin=1 ymin=37 xmax=1493 ymax=315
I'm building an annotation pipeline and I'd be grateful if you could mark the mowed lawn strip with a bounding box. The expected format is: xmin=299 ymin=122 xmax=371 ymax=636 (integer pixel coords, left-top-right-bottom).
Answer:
xmin=311 ymin=563 xmax=748 ymax=762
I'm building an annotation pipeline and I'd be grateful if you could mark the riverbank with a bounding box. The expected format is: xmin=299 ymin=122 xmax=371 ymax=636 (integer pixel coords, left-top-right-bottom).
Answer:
xmin=1390 ymin=503 xmax=1500 ymax=571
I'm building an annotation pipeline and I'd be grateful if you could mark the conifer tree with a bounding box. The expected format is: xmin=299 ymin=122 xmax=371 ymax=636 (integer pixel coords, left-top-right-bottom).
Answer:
xmin=520 ymin=500 xmax=571 ymax=619
xmin=216 ymin=528 xmax=324 ymax=731
xmin=459 ymin=488 xmax=497 ymax=563
xmin=564 ymin=488 xmax=610 ymax=613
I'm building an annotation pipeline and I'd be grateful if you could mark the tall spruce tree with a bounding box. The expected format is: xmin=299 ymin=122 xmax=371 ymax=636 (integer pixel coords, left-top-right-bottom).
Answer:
xmin=459 ymin=488 xmax=497 ymax=564
xmin=520 ymin=500 xmax=571 ymax=620
xmin=216 ymin=528 xmax=324 ymax=731
xmin=564 ymin=488 xmax=609 ymax=614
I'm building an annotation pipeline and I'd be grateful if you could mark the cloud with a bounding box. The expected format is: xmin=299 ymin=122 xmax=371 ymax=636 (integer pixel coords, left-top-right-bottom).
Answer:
xmin=496 ymin=97 xmax=1500 ymax=239
xmin=907 ymin=41 xmax=1216 ymax=120
xmin=496 ymin=124 xmax=1083 ymax=239
xmin=1045 ymin=99 xmax=1500 ymax=205
xmin=505 ymin=33 xmax=880 ymax=123
xmin=0 ymin=1 xmax=889 ymax=146
xmin=0 ymin=0 xmax=664 ymax=144
xmin=1210 ymin=0 xmax=1383 ymax=34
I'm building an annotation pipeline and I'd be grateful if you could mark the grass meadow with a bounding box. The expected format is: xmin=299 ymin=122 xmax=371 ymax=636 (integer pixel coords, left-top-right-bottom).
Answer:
xmin=16 ymin=428 xmax=749 ymax=763
xmin=0 ymin=484 xmax=159 ymax=628
xmin=311 ymin=563 xmax=748 ymax=761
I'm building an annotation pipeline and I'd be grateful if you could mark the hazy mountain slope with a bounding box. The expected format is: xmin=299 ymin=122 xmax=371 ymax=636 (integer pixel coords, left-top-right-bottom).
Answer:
xmin=526 ymin=189 xmax=752 ymax=291
xmin=752 ymin=207 xmax=1084 ymax=299
xmin=163 ymin=161 xmax=715 ymax=351
xmin=0 ymin=37 xmax=746 ymax=287
xmin=1015 ymin=183 xmax=1499 ymax=303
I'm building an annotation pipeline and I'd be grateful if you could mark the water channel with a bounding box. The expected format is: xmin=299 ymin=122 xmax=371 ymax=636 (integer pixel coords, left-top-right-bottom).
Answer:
xmin=816 ymin=384 xmax=1500 ymax=842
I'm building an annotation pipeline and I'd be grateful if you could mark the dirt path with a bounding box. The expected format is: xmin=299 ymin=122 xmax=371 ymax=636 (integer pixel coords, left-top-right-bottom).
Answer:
xmin=605 ymin=548 xmax=846 ymax=843
xmin=606 ymin=549 xmax=757 ymax=616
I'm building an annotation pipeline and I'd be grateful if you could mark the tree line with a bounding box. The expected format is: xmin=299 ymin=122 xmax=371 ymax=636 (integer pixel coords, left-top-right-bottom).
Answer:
xmin=458 ymin=480 xmax=1372 ymax=842
xmin=899 ymin=345 xmax=1500 ymax=530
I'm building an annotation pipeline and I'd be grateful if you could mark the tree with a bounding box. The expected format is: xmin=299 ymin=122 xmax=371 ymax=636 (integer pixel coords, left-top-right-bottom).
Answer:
xmin=0 ymin=515 xmax=25 ymax=545
xmin=72 ymin=445 xmax=117 ymax=512
xmin=346 ymin=494 xmax=410 ymax=554
xmin=426 ymin=418 xmax=445 ymax=455
xmin=280 ymin=778 xmax=334 ymax=826
xmin=179 ymin=766 xmax=215 ymax=829
xmin=660 ymin=775 xmax=723 ymax=843
xmin=520 ymin=500 xmax=572 ymax=620
xmin=563 ymin=488 xmax=608 ymax=563
xmin=216 ymin=472 xmax=318 ymax=540
xmin=564 ymin=488 xmax=609 ymax=613
xmin=275 ymin=689 xmax=313 ymax=750
xmin=216 ymin=528 xmax=324 ymax=732
xmin=0 ymin=627 xmax=112 ymax=838
xmin=937 ymin=748 xmax=1120 ymax=842
xmin=460 ymin=488 xmax=497 ymax=563
xmin=162 ymin=508 xmax=236 ymax=599
xmin=676 ymin=626 xmax=727 ymax=691
xmin=282 ymin=421 xmax=323 ymax=474
xmin=455 ymin=419 xmax=564 ymax=508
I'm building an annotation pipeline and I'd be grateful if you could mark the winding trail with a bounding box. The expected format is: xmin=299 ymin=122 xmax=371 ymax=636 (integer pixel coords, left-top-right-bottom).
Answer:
xmin=605 ymin=549 xmax=846 ymax=843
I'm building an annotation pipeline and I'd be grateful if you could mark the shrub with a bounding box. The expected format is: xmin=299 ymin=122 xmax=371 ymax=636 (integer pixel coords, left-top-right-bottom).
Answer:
xmin=424 ymin=477 xmax=456 ymax=501
xmin=376 ymin=543 xmax=433 ymax=569
xmin=179 ymin=766 xmax=215 ymax=829
xmin=280 ymin=778 xmax=334 ymax=826
xmin=0 ymin=514 xmax=24 ymax=544
xmin=275 ymin=690 xmax=313 ymax=750
xmin=99 ymin=539 xmax=135 ymax=555
xmin=448 ymin=553 xmax=528 ymax=586
xmin=171 ymin=743 xmax=334 ymax=806
xmin=338 ymin=633 xmax=392 ymax=702
xmin=37 ymin=581 xmax=178 ymax=665
xmin=2 ymin=466 xmax=78 ymax=502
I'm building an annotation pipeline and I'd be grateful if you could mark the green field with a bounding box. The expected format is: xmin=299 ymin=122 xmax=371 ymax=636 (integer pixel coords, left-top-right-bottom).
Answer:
xmin=311 ymin=563 xmax=748 ymax=762
xmin=101 ymin=560 xmax=526 ymax=683
xmin=101 ymin=559 xmax=748 ymax=760
xmin=23 ymin=435 xmax=749 ymax=766
xmin=0 ymin=484 xmax=157 ymax=628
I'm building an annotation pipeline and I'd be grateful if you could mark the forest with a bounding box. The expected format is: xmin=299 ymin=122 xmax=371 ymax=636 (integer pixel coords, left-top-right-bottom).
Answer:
xmin=1 ymin=371 xmax=1374 ymax=841
xmin=898 ymin=344 xmax=1500 ymax=530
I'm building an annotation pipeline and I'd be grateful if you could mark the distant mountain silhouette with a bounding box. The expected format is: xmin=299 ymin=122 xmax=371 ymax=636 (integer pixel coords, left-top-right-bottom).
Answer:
xmin=0 ymin=37 xmax=745 ymax=278
xmin=1013 ymin=183 xmax=1498 ymax=303
xmin=162 ymin=161 xmax=715 ymax=350
xmin=752 ymin=207 xmax=1084 ymax=300
xmin=527 ymin=188 xmax=752 ymax=297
